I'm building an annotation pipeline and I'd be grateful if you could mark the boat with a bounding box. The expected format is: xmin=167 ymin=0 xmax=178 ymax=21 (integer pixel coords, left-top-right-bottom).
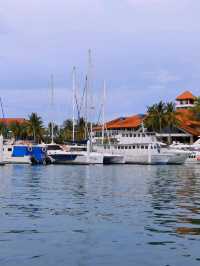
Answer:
xmin=170 ymin=138 xmax=200 ymax=164
xmin=93 ymin=132 xmax=188 ymax=165
xmin=46 ymin=143 xmax=90 ymax=165
xmin=3 ymin=143 xmax=47 ymax=164
xmin=66 ymin=142 xmax=104 ymax=164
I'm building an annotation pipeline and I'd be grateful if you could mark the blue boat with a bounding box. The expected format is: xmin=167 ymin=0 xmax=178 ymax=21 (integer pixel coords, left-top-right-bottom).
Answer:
xmin=3 ymin=144 xmax=47 ymax=165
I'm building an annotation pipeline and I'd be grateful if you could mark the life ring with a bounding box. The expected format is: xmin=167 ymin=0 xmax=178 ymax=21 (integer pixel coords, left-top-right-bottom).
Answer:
xmin=42 ymin=147 xmax=46 ymax=153
xmin=28 ymin=146 xmax=32 ymax=152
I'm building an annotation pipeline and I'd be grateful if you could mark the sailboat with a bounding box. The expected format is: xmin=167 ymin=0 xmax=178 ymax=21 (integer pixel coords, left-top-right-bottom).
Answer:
xmin=93 ymin=81 xmax=125 ymax=164
xmin=45 ymin=73 xmax=90 ymax=165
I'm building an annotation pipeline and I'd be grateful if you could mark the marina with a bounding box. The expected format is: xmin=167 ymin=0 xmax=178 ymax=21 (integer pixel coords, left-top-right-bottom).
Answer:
xmin=1 ymin=1 xmax=200 ymax=265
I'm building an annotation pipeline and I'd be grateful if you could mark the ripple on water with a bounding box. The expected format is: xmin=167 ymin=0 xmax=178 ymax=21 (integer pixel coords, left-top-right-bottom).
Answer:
xmin=0 ymin=164 xmax=200 ymax=266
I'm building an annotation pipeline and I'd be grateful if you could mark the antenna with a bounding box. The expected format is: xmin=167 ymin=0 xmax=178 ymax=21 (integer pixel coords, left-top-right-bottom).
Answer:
xmin=50 ymin=74 xmax=54 ymax=144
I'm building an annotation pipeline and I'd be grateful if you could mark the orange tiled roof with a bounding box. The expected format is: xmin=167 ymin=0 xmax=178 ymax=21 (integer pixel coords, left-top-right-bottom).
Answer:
xmin=176 ymin=91 xmax=196 ymax=101
xmin=95 ymin=110 xmax=200 ymax=136
xmin=94 ymin=115 xmax=144 ymax=131
xmin=176 ymin=109 xmax=200 ymax=136
xmin=0 ymin=118 xmax=26 ymax=125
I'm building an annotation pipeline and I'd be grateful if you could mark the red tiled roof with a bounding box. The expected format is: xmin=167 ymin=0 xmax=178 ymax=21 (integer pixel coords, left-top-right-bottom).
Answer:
xmin=0 ymin=118 xmax=26 ymax=125
xmin=176 ymin=91 xmax=196 ymax=101
xmin=94 ymin=115 xmax=144 ymax=131
xmin=95 ymin=110 xmax=200 ymax=137
xmin=176 ymin=109 xmax=200 ymax=136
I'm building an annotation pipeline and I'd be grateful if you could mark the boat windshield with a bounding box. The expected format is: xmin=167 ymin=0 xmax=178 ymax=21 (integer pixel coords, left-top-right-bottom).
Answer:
xmin=47 ymin=145 xmax=62 ymax=151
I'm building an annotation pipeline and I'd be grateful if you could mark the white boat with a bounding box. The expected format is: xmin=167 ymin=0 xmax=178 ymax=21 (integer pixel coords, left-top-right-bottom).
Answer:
xmin=94 ymin=132 xmax=189 ymax=165
xmin=67 ymin=143 xmax=104 ymax=164
xmin=46 ymin=143 xmax=90 ymax=165
xmin=185 ymin=151 xmax=200 ymax=164
xmin=3 ymin=144 xmax=32 ymax=164
xmin=170 ymin=138 xmax=200 ymax=164
xmin=94 ymin=142 xmax=169 ymax=165
xmin=161 ymin=148 xmax=189 ymax=165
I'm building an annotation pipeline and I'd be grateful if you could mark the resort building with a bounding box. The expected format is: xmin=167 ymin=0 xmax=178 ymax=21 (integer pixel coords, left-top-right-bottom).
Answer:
xmin=94 ymin=91 xmax=200 ymax=144
xmin=175 ymin=91 xmax=196 ymax=109
xmin=0 ymin=118 xmax=26 ymax=126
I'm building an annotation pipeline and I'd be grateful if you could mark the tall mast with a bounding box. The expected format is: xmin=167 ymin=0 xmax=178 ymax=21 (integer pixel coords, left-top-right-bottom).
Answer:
xmin=102 ymin=81 xmax=106 ymax=144
xmin=72 ymin=66 xmax=76 ymax=143
xmin=88 ymin=49 xmax=94 ymax=140
xmin=50 ymin=74 xmax=54 ymax=144
xmin=85 ymin=75 xmax=88 ymax=139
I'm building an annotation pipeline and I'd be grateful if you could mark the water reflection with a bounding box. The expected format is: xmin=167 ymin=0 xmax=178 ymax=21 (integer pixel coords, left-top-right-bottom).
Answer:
xmin=1 ymin=164 xmax=200 ymax=265
xmin=147 ymin=165 xmax=200 ymax=238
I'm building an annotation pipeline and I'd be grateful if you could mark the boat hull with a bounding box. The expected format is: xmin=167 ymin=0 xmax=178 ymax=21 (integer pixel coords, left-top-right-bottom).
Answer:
xmin=48 ymin=154 xmax=89 ymax=165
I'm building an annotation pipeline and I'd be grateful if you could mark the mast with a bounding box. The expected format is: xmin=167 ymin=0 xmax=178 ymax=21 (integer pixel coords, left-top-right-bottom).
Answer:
xmin=72 ymin=66 xmax=76 ymax=143
xmin=50 ymin=74 xmax=54 ymax=144
xmin=102 ymin=81 xmax=106 ymax=144
xmin=88 ymin=49 xmax=94 ymax=141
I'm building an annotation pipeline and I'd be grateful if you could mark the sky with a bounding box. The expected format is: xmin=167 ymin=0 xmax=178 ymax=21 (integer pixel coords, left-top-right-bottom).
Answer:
xmin=0 ymin=0 xmax=200 ymax=124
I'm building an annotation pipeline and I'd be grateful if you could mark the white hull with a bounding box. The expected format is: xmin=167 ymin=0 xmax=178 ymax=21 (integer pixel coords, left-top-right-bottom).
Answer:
xmin=185 ymin=158 xmax=200 ymax=164
xmin=4 ymin=156 xmax=31 ymax=164
xmin=124 ymin=154 xmax=169 ymax=165
xmin=89 ymin=153 xmax=104 ymax=164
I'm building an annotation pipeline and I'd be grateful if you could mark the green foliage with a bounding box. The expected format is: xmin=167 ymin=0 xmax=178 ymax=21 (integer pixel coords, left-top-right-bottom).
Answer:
xmin=144 ymin=101 xmax=179 ymax=132
xmin=26 ymin=113 xmax=44 ymax=143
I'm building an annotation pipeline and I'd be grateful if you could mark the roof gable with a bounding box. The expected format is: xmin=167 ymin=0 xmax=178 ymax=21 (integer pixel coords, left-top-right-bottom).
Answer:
xmin=176 ymin=91 xmax=196 ymax=101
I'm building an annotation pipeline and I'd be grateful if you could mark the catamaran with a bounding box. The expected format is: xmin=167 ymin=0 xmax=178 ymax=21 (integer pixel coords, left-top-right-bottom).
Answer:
xmin=94 ymin=132 xmax=188 ymax=165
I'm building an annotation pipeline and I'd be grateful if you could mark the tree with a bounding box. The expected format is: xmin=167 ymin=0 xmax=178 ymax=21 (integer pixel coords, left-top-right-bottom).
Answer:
xmin=9 ymin=121 xmax=24 ymax=140
xmin=26 ymin=113 xmax=44 ymax=143
xmin=145 ymin=101 xmax=166 ymax=132
xmin=0 ymin=122 xmax=7 ymax=137
xmin=165 ymin=102 xmax=179 ymax=130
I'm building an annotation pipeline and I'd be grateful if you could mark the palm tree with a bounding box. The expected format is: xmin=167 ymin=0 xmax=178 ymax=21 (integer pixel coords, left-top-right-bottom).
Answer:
xmin=26 ymin=113 xmax=44 ymax=143
xmin=9 ymin=122 xmax=23 ymax=140
xmin=165 ymin=102 xmax=179 ymax=143
xmin=145 ymin=101 xmax=166 ymax=132
xmin=0 ymin=122 xmax=7 ymax=137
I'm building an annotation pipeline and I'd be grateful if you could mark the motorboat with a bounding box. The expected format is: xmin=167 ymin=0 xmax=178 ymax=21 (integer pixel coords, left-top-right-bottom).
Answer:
xmin=3 ymin=143 xmax=47 ymax=164
xmin=46 ymin=143 xmax=90 ymax=165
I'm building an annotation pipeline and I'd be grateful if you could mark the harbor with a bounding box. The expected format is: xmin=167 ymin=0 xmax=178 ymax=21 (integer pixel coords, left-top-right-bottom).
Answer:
xmin=1 ymin=1 xmax=200 ymax=265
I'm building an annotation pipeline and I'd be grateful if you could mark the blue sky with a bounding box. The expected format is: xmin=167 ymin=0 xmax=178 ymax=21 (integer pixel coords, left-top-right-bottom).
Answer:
xmin=0 ymin=0 xmax=200 ymax=124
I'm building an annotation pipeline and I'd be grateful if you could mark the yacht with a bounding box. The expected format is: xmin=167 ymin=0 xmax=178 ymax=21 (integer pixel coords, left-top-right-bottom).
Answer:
xmin=46 ymin=143 xmax=90 ymax=164
xmin=94 ymin=132 xmax=188 ymax=165
xmin=170 ymin=138 xmax=200 ymax=164
xmin=66 ymin=142 xmax=125 ymax=164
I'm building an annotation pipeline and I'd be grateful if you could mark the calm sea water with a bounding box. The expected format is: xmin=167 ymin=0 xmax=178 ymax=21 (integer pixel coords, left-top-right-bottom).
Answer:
xmin=0 ymin=164 xmax=200 ymax=266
